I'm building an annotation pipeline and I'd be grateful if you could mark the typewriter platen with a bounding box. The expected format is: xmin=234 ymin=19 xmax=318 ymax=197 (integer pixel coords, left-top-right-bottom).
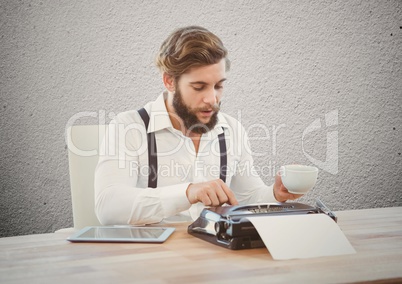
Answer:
xmin=188 ymin=199 xmax=337 ymax=250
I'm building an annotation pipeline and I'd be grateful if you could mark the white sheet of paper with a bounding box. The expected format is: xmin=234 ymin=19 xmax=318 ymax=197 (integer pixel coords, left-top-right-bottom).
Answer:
xmin=245 ymin=214 xmax=356 ymax=260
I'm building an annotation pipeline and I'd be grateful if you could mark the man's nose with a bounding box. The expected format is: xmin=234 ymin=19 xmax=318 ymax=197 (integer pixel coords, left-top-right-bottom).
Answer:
xmin=203 ymin=88 xmax=217 ymax=105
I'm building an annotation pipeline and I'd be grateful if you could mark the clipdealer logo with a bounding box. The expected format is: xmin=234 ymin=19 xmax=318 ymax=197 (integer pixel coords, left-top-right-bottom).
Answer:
xmin=302 ymin=110 xmax=338 ymax=175
xmin=64 ymin=109 xmax=338 ymax=176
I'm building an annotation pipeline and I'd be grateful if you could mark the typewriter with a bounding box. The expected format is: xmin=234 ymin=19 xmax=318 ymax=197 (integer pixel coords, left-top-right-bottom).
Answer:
xmin=188 ymin=199 xmax=337 ymax=250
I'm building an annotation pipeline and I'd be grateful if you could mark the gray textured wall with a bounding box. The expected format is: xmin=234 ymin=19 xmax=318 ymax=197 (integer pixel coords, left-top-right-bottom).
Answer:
xmin=1 ymin=0 xmax=401 ymax=237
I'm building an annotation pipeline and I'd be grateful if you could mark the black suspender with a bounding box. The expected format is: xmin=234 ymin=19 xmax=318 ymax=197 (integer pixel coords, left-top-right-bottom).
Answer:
xmin=138 ymin=108 xmax=158 ymax=188
xmin=218 ymin=132 xmax=227 ymax=183
xmin=137 ymin=108 xmax=227 ymax=188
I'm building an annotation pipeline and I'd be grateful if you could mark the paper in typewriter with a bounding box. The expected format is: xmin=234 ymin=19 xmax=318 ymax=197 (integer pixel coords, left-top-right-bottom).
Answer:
xmin=245 ymin=214 xmax=356 ymax=260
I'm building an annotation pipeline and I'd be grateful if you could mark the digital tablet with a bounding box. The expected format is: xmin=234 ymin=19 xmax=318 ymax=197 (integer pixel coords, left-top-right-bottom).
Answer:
xmin=67 ymin=226 xmax=175 ymax=243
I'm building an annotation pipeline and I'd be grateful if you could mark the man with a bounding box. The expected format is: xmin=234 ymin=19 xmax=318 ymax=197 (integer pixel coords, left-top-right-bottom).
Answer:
xmin=94 ymin=26 xmax=302 ymax=225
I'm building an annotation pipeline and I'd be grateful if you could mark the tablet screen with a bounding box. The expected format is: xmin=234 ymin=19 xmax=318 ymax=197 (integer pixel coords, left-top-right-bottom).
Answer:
xmin=67 ymin=226 xmax=175 ymax=243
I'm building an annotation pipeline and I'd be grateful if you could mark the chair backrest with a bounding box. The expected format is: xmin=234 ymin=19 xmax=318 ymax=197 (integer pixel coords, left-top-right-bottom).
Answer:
xmin=67 ymin=125 xmax=106 ymax=229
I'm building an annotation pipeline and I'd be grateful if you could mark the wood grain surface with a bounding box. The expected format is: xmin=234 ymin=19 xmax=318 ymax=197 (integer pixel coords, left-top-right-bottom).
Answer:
xmin=1 ymin=207 xmax=402 ymax=284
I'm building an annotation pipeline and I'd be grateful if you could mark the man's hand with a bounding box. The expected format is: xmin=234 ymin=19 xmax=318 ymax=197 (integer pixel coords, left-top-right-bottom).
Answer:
xmin=186 ymin=179 xmax=239 ymax=206
xmin=273 ymin=172 xmax=303 ymax=202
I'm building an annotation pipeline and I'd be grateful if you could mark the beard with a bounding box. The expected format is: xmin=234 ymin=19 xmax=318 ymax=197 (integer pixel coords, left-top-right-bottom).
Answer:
xmin=172 ymin=87 xmax=220 ymax=134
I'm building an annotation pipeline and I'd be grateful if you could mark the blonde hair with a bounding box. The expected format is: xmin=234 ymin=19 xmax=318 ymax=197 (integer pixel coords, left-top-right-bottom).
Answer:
xmin=156 ymin=26 xmax=230 ymax=79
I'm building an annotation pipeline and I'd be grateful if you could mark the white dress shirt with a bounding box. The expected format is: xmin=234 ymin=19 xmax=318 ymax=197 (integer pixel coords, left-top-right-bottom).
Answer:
xmin=94 ymin=93 xmax=277 ymax=225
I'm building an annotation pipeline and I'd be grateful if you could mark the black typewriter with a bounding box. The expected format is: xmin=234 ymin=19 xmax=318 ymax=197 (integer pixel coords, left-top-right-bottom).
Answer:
xmin=188 ymin=199 xmax=337 ymax=250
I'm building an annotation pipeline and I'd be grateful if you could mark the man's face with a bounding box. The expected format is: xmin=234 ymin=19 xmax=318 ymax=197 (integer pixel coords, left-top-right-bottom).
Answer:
xmin=172 ymin=59 xmax=226 ymax=134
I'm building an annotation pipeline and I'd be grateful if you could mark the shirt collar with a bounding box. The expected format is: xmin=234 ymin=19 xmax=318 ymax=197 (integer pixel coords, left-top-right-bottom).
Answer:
xmin=147 ymin=92 xmax=229 ymax=135
xmin=148 ymin=92 xmax=173 ymax=133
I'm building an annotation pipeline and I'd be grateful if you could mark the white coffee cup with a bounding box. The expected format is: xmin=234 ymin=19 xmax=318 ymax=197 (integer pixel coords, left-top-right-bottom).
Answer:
xmin=279 ymin=165 xmax=318 ymax=194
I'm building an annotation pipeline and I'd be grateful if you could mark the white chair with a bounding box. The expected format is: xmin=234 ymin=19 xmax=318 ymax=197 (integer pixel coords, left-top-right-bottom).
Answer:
xmin=66 ymin=125 xmax=106 ymax=229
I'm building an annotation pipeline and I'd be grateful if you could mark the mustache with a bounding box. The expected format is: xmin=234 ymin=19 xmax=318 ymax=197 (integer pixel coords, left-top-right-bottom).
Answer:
xmin=195 ymin=102 xmax=221 ymax=112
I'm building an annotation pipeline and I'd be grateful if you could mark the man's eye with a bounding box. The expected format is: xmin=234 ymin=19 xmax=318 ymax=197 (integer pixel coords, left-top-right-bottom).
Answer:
xmin=193 ymin=86 xmax=204 ymax=91
xmin=215 ymin=85 xmax=223 ymax=90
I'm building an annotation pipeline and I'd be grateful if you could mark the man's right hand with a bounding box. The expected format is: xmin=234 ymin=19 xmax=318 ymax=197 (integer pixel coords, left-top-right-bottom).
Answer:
xmin=186 ymin=179 xmax=239 ymax=206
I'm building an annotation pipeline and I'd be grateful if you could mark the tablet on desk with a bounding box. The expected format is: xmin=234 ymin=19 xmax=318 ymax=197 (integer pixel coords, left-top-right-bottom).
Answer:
xmin=67 ymin=226 xmax=175 ymax=243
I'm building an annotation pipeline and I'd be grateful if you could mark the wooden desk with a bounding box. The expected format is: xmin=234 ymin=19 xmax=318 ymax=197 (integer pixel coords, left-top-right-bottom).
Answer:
xmin=1 ymin=207 xmax=402 ymax=284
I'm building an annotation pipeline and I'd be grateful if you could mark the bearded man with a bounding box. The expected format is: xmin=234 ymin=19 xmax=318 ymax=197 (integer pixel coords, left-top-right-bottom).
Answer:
xmin=95 ymin=26 xmax=302 ymax=225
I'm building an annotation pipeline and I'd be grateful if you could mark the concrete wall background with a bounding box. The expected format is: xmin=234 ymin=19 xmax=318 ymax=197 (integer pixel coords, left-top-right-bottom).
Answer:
xmin=1 ymin=0 xmax=401 ymax=237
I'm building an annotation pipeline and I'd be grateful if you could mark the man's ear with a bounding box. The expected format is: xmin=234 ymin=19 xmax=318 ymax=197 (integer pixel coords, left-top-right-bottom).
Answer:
xmin=162 ymin=73 xmax=175 ymax=92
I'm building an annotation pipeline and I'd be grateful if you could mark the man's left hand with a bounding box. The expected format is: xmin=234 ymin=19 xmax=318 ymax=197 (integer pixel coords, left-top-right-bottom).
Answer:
xmin=273 ymin=172 xmax=303 ymax=202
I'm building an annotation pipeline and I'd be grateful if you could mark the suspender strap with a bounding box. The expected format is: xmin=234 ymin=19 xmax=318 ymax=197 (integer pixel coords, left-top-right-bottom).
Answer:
xmin=138 ymin=108 xmax=158 ymax=188
xmin=218 ymin=130 xmax=227 ymax=183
